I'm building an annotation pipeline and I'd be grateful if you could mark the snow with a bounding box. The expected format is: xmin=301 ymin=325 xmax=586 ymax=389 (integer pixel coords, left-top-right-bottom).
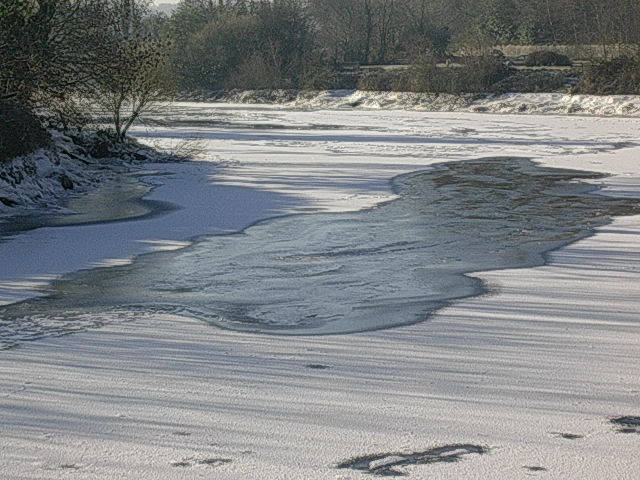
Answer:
xmin=215 ymin=90 xmax=640 ymax=116
xmin=0 ymin=147 xmax=89 ymax=216
xmin=0 ymin=161 xmax=297 ymax=305
xmin=2 ymin=95 xmax=640 ymax=478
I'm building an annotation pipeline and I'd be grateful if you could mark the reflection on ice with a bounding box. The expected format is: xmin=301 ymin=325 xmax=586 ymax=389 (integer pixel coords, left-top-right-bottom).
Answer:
xmin=2 ymin=158 xmax=639 ymax=344
xmin=136 ymin=239 xmax=193 ymax=252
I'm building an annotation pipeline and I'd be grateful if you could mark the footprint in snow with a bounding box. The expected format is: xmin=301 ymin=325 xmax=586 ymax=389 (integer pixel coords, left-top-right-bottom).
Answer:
xmin=336 ymin=443 xmax=487 ymax=477
xmin=611 ymin=416 xmax=640 ymax=434
xmin=171 ymin=457 xmax=232 ymax=468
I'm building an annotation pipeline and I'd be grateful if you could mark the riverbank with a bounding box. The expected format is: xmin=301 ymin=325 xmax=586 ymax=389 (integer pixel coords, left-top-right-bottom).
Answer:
xmin=0 ymin=130 xmax=177 ymax=219
xmin=0 ymin=129 xmax=196 ymax=306
xmin=184 ymin=90 xmax=640 ymax=116
xmin=3 ymin=92 xmax=640 ymax=222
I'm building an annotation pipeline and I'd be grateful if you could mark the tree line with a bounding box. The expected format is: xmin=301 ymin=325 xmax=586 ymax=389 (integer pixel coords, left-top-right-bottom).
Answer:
xmin=165 ymin=0 xmax=640 ymax=91
xmin=1 ymin=0 xmax=639 ymax=159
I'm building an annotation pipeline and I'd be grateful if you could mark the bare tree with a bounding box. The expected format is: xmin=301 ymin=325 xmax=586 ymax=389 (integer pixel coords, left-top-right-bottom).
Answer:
xmin=0 ymin=0 xmax=112 ymax=104
xmin=93 ymin=1 xmax=174 ymax=140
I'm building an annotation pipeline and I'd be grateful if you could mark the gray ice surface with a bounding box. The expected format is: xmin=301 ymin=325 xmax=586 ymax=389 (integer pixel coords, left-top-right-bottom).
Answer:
xmin=2 ymin=158 xmax=639 ymax=345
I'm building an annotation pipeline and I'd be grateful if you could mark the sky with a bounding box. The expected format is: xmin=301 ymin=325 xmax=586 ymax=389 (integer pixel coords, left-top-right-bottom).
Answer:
xmin=152 ymin=1 xmax=179 ymax=12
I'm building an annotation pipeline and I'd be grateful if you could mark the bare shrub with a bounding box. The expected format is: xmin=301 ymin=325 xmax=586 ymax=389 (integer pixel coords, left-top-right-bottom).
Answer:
xmin=524 ymin=50 xmax=572 ymax=67
xmin=357 ymin=70 xmax=408 ymax=91
xmin=574 ymin=56 xmax=640 ymax=94
xmin=406 ymin=55 xmax=511 ymax=93
xmin=155 ymin=135 xmax=208 ymax=162
xmin=491 ymin=69 xmax=569 ymax=93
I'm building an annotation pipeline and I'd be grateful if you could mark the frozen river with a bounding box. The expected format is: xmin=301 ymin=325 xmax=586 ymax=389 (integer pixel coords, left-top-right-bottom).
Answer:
xmin=3 ymin=102 xmax=640 ymax=480
xmin=2 ymin=158 xmax=639 ymax=340
xmin=1 ymin=104 xmax=640 ymax=345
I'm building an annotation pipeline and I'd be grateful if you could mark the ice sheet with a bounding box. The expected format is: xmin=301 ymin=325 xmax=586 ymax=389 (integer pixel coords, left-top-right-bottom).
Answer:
xmin=2 ymin=158 xmax=638 ymax=343
xmin=3 ymin=103 xmax=640 ymax=479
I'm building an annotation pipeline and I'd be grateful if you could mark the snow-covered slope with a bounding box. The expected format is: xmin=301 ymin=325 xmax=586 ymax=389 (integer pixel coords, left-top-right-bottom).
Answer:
xmin=0 ymin=132 xmax=100 ymax=216
xmin=218 ymin=90 xmax=640 ymax=116
xmin=0 ymin=130 xmax=178 ymax=219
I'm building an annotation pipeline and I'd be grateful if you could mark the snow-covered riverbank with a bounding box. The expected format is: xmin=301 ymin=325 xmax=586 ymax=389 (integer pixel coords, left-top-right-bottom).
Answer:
xmin=208 ymin=90 xmax=640 ymax=116
xmin=1 ymin=101 xmax=640 ymax=478
xmin=0 ymin=131 xmax=185 ymax=306
xmin=0 ymin=131 xmax=171 ymax=218
xmin=3 ymin=92 xmax=640 ymax=219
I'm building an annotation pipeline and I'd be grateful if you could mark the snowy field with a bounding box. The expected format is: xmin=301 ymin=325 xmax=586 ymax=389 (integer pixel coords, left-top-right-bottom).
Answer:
xmin=2 ymin=98 xmax=640 ymax=478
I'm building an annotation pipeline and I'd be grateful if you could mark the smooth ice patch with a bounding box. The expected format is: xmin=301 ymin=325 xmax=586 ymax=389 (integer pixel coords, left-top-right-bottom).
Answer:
xmin=1 ymin=158 xmax=639 ymax=344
